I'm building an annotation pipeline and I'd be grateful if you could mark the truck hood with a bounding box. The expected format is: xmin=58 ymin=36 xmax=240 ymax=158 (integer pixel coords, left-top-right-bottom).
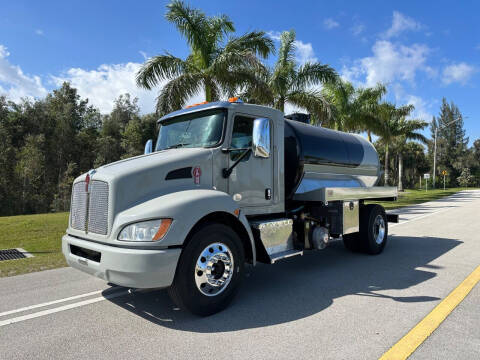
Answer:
xmin=72 ymin=147 xmax=214 ymax=234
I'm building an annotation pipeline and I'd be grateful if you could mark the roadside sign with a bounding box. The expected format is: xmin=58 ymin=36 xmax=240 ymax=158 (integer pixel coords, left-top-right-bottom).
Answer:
xmin=423 ymin=174 xmax=430 ymax=191
xmin=442 ymin=170 xmax=447 ymax=190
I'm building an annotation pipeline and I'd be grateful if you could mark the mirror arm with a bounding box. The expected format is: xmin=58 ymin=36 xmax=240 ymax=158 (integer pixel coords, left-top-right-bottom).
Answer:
xmin=222 ymin=148 xmax=252 ymax=178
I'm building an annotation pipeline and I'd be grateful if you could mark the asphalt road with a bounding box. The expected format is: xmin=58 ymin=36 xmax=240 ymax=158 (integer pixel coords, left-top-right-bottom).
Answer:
xmin=1 ymin=190 xmax=479 ymax=360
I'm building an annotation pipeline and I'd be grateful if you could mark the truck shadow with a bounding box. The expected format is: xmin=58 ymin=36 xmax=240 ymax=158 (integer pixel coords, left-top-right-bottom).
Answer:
xmin=106 ymin=235 xmax=461 ymax=332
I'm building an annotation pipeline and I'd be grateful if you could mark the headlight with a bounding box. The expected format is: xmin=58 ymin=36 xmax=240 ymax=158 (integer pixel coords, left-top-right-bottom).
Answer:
xmin=118 ymin=219 xmax=172 ymax=242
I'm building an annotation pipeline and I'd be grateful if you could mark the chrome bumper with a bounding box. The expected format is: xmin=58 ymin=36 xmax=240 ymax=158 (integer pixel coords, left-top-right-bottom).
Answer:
xmin=62 ymin=234 xmax=181 ymax=289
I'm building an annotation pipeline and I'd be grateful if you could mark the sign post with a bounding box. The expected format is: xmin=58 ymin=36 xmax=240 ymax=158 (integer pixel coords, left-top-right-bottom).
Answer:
xmin=424 ymin=173 xmax=430 ymax=192
xmin=441 ymin=170 xmax=447 ymax=191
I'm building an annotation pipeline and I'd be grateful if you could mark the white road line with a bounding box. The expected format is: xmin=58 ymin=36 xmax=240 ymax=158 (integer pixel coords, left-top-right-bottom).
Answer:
xmin=0 ymin=290 xmax=105 ymax=317
xmin=0 ymin=289 xmax=130 ymax=327
xmin=390 ymin=206 xmax=456 ymax=229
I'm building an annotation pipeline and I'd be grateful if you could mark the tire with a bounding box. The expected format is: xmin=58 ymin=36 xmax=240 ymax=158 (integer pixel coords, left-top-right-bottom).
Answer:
xmin=360 ymin=204 xmax=388 ymax=255
xmin=168 ymin=223 xmax=245 ymax=316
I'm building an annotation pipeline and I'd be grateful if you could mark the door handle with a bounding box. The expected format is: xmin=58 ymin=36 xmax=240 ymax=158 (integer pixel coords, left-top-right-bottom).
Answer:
xmin=265 ymin=188 xmax=272 ymax=200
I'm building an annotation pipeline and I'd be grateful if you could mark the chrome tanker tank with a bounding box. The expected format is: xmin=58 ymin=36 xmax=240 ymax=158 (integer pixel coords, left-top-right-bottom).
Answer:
xmin=284 ymin=118 xmax=380 ymax=200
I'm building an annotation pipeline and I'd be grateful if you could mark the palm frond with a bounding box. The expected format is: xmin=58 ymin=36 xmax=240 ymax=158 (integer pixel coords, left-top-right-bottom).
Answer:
xmin=136 ymin=54 xmax=189 ymax=90
xmin=165 ymin=0 xmax=211 ymax=65
xmin=156 ymin=73 xmax=204 ymax=115
xmin=224 ymin=31 xmax=275 ymax=59
xmin=277 ymin=30 xmax=296 ymax=66
xmin=294 ymin=62 xmax=338 ymax=90
xmin=208 ymin=14 xmax=235 ymax=40
xmin=286 ymin=89 xmax=332 ymax=121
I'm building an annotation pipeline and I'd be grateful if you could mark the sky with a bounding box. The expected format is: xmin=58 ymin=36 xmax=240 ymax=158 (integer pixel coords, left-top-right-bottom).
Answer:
xmin=1 ymin=0 xmax=479 ymax=144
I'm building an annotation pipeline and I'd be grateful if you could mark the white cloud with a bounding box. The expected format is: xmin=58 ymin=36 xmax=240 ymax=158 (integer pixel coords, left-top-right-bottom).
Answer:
xmin=267 ymin=31 xmax=317 ymax=65
xmin=405 ymin=94 xmax=432 ymax=120
xmin=352 ymin=23 xmax=365 ymax=36
xmin=442 ymin=62 xmax=476 ymax=85
xmin=0 ymin=44 xmax=48 ymax=101
xmin=53 ymin=61 xmax=207 ymax=114
xmin=0 ymin=44 xmax=206 ymax=114
xmin=341 ymin=40 xmax=430 ymax=87
xmin=323 ymin=18 xmax=339 ymax=30
xmin=294 ymin=40 xmax=317 ymax=64
xmin=35 ymin=29 xmax=44 ymax=36
xmin=52 ymin=62 xmax=162 ymax=113
xmin=383 ymin=11 xmax=422 ymax=39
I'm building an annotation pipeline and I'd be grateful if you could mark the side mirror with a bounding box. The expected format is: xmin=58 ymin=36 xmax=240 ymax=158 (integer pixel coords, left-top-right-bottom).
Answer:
xmin=144 ymin=139 xmax=153 ymax=155
xmin=252 ymin=118 xmax=271 ymax=158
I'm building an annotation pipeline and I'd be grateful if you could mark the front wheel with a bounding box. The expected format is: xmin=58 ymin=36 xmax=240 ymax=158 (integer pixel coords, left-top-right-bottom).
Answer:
xmin=168 ymin=223 xmax=245 ymax=316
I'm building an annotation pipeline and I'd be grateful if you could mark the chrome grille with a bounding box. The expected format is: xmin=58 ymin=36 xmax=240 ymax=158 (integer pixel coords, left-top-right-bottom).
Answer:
xmin=70 ymin=179 xmax=109 ymax=235
xmin=71 ymin=181 xmax=88 ymax=231
xmin=87 ymin=181 xmax=109 ymax=235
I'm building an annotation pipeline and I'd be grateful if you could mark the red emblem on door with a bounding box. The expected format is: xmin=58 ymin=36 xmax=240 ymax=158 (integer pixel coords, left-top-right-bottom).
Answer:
xmin=193 ymin=167 xmax=201 ymax=184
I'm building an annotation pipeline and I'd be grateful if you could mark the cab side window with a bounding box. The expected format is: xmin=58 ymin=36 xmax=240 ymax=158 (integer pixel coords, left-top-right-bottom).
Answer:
xmin=231 ymin=116 xmax=254 ymax=149
xmin=230 ymin=116 xmax=254 ymax=161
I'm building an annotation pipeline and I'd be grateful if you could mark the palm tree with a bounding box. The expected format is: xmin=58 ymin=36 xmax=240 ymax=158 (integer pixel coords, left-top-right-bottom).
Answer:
xmin=373 ymin=103 xmax=427 ymax=186
xmin=242 ymin=30 xmax=337 ymax=122
xmin=321 ymin=80 xmax=386 ymax=135
xmin=136 ymin=0 xmax=274 ymax=114
xmin=394 ymin=120 xmax=428 ymax=191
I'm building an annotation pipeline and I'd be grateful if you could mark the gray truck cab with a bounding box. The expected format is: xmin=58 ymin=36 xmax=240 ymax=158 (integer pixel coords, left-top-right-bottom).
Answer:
xmin=62 ymin=99 xmax=397 ymax=316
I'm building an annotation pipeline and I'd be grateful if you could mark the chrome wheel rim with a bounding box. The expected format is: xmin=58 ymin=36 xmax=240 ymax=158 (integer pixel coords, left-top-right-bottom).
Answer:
xmin=373 ymin=215 xmax=386 ymax=245
xmin=195 ymin=242 xmax=234 ymax=297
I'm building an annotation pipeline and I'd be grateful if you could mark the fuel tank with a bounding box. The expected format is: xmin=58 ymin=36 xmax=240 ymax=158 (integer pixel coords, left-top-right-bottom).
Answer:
xmin=284 ymin=119 xmax=380 ymax=200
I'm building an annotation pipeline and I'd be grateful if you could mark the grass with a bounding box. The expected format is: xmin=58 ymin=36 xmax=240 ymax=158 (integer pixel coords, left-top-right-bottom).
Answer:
xmin=368 ymin=187 xmax=473 ymax=210
xmin=0 ymin=212 xmax=68 ymax=278
xmin=0 ymin=187 xmax=474 ymax=278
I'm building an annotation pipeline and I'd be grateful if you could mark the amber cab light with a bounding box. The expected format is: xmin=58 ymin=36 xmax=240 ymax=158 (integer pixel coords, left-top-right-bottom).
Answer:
xmin=185 ymin=101 xmax=209 ymax=109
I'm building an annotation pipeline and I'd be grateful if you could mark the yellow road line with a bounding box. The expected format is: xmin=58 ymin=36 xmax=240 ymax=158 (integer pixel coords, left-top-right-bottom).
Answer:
xmin=379 ymin=265 xmax=480 ymax=360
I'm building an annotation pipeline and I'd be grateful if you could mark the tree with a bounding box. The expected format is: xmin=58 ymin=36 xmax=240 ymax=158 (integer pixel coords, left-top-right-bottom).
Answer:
xmin=373 ymin=103 xmax=427 ymax=186
xmin=136 ymin=0 xmax=274 ymax=114
xmin=321 ymin=80 xmax=386 ymax=134
xmin=110 ymin=94 xmax=140 ymax=129
xmin=15 ymin=134 xmax=47 ymax=213
xmin=430 ymin=98 xmax=469 ymax=186
xmin=457 ymin=168 xmax=474 ymax=188
xmin=51 ymin=162 xmax=78 ymax=212
xmin=95 ymin=94 xmax=141 ymax=165
xmin=401 ymin=142 xmax=430 ymax=189
xmin=395 ymin=120 xmax=428 ymax=191
xmin=242 ymin=30 xmax=337 ymax=122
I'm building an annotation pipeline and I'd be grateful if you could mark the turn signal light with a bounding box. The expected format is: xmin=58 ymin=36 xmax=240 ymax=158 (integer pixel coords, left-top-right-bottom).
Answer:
xmin=152 ymin=219 xmax=173 ymax=241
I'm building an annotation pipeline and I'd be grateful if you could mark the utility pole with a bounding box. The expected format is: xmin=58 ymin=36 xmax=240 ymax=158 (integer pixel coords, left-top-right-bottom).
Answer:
xmin=433 ymin=127 xmax=437 ymax=188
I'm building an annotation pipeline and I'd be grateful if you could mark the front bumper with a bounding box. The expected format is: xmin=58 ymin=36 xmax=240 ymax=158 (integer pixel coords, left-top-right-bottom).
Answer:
xmin=62 ymin=234 xmax=181 ymax=289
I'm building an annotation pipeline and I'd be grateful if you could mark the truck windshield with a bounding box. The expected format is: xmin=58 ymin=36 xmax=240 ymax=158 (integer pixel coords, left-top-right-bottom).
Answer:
xmin=155 ymin=109 xmax=226 ymax=151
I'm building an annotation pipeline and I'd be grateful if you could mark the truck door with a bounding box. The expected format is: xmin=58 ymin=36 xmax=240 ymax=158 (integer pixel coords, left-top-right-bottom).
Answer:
xmin=227 ymin=114 xmax=274 ymax=210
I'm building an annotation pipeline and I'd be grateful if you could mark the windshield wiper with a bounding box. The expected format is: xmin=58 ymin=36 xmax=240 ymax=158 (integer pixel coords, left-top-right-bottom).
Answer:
xmin=166 ymin=143 xmax=190 ymax=150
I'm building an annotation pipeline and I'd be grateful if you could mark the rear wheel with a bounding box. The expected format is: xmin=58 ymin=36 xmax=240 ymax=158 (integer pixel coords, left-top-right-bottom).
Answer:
xmin=168 ymin=223 xmax=244 ymax=316
xmin=343 ymin=204 xmax=388 ymax=254
xmin=360 ymin=204 xmax=388 ymax=254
